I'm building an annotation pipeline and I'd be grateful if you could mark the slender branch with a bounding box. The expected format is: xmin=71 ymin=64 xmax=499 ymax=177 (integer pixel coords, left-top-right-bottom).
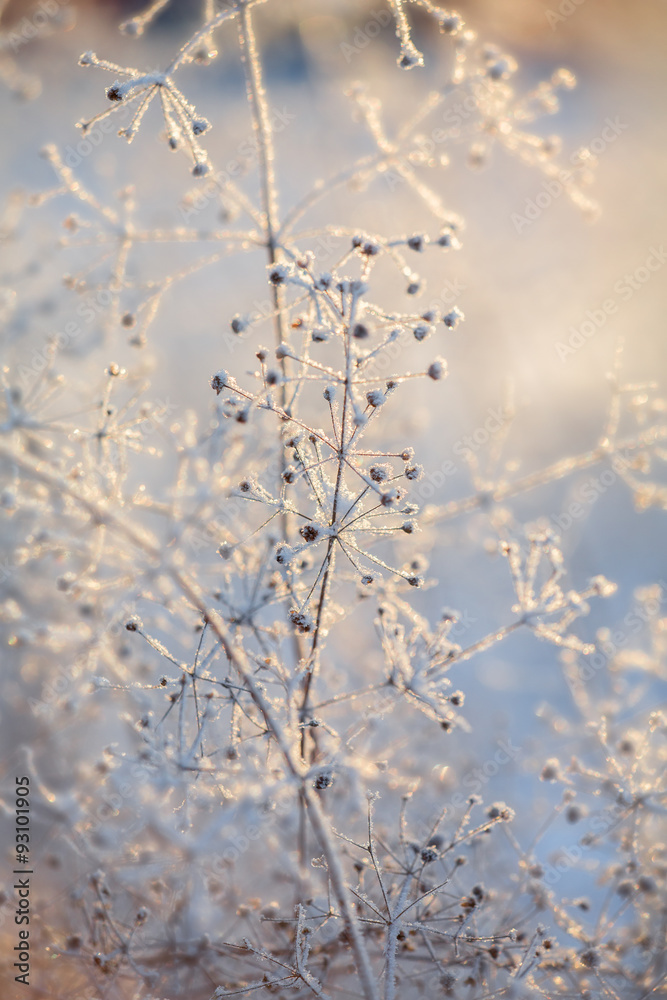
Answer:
xmin=236 ymin=0 xmax=305 ymax=678
xmin=436 ymin=427 xmax=667 ymax=523
xmin=0 ymin=441 xmax=380 ymax=1000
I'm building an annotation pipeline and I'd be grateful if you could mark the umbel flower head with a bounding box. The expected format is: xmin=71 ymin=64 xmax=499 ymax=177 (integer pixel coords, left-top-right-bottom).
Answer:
xmin=77 ymin=51 xmax=212 ymax=175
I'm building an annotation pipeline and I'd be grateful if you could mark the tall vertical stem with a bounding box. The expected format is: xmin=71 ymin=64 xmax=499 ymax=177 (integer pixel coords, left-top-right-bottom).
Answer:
xmin=237 ymin=2 xmax=287 ymax=379
xmin=237 ymin=3 xmax=296 ymax=591
xmin=236 ymin=0 xmax=312 ymax=865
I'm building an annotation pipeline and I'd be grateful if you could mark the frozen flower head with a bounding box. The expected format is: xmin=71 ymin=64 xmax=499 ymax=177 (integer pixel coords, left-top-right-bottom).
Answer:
xmin=443 ymin=306 xmax=464 ymax=329
xmin=210 ymin=370 xmax=230 ymax=394
xmin=427 ymin=358 xmax=447 ymax=380
xmin=268 ymin=262 xmax=291 ymax=285
xmin=76 ymin=52 xmax=212 ymax=174
xmin=366 ymin=389 xmax=385 ymax=408
xmin=369 ymin=464 xmax=391 ymax=483
xmin=290 ymin=608 xmax=314 ymax=633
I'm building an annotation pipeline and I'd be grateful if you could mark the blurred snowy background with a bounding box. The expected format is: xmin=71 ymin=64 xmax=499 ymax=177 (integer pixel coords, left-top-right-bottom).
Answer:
xmin=0 ymin=0 xmax=666 ymax=996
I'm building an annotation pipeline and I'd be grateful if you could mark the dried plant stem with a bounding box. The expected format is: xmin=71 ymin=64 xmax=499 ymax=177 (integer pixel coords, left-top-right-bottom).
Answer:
xmin=0 ymin=440 xmax=380 ymax=1000
xmin=384 ymin=875 xmax=413 ymax=1000
xmin=437 ymin=426 xmax=667 ymax=522
xmin=236 ymin=2 xmax=314 ymax=878
xmin=236 ymin=2 xmax=305 ymax=671
xmin=236 ymin=3 xmax=285 ymax=365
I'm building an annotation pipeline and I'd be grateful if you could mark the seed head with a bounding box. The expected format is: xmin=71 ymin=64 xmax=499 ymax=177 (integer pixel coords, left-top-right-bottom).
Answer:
xmin=276 ymin=544 xmax=293 ymax=565
xmin=398 ymin=43 xmax=424 ymax=70
xmin=369 ymin=464 xmax=391 ymax=483
xmin=437 ymin=230 xmax=457 ymax=248
xmin=566 ymin=804 xmax=584 ymax=823
xmin=438 ymin=13 xmax=463 ymax=34
xmin=405 ymin=464 xmax=423 ymax=480
xmin=486 ymin=57 xmax=517 ymax=81
xmin=407 ymin=234 xmax=426 ymax=252
xmin=487 ymin=802 xmax=515 ymax=821
xmin=290 ymin=608 xmax=313 ymax=633
xmin=443 ymin=307 xmax=464 ymax=329
xmin=231 ymin=314 xmax=248 ymax=334
xmin=637 ymin=875 xmax=657 ymax=894
xmin=540 ymin=759 xmax=560 ymax=782
xmin=590 ymin=574 xmax=617 ymax=597
xmin=366 ymin=389 xmax=385 ymax=408
xmin=268 ymin=263 xmax=290 ymax=285
xmin=580 ymin=949 xmax=598 ymax=969
xmin=211 ymin=370 xmax=230 ymax=394
xmin=413 ymin=323 xmax=432 ymax=342
xmin=428 ymin=358 xmax=447 ymax=380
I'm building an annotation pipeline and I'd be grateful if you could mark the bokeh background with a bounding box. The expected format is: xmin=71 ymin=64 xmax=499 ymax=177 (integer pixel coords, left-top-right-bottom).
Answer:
xmin=0 ymin=1 xmax=665 ymax=994
xmin=3 ymin=0 xmax=665 ymax=722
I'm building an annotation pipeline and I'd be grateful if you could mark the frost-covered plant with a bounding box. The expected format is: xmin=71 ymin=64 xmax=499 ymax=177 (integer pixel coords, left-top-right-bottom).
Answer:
xmin=0 ymin=2 xmax=665 ymax=999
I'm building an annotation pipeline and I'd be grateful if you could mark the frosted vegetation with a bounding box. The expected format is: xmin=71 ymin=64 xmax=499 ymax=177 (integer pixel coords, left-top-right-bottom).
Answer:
xmin=0 ymin=1 xmax=665 ymax=998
